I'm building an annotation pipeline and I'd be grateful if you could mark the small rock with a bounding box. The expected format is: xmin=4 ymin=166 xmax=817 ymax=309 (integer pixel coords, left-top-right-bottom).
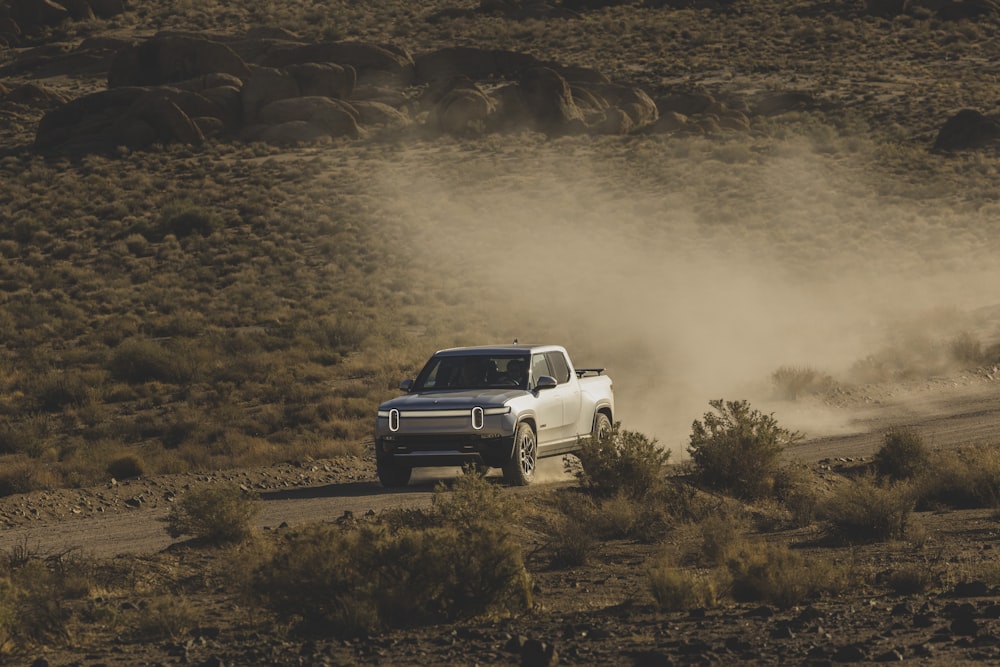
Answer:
xmin=874 ymin=649 xmax=904 ymax=662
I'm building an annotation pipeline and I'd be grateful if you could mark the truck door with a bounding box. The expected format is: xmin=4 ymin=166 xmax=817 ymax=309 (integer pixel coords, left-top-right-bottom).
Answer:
xmin=531 ymin=353 xmax=563 ymax=449
xmin=546 ymin=351 xmax=582 ymax=440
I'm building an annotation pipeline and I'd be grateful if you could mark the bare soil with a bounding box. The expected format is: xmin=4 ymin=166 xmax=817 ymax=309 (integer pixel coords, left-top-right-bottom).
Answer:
xmin=2 ymin=372 xmax=998 ymax=666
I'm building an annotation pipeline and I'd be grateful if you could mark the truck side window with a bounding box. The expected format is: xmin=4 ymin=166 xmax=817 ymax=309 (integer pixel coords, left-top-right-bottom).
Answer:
xmin=545 ymin=351 xmax=571 ymax=384
xmin=531 ymin=354 xmax=551 ymax=383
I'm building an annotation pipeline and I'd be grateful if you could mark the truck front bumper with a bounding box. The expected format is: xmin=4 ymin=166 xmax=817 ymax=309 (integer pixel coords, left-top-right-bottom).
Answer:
xmin=376 ymin=433 xmax=516 ymax=468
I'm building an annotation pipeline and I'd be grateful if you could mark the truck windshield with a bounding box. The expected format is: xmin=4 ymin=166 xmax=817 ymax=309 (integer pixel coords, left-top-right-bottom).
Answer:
xmin=414 ymin=354 xmax=530 ymax=391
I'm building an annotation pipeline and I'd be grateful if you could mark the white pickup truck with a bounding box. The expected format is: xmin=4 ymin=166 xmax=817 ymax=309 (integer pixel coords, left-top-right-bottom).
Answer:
xmin=374 ymin=344 xmax=614 ymax=487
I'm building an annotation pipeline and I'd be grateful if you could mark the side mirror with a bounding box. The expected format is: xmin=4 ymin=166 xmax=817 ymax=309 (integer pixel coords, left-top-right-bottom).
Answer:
xmin=534 ymin=376 xmax=557 ymax=391
xmin=399 ymin=379 xmax=414 ymax=392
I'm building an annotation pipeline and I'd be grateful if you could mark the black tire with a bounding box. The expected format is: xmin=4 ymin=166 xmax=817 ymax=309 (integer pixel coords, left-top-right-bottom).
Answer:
xmin=377 ymin=455 xmax=412 ymax=488
xmin=592 ymin=412 xmax=612 ymax=444
xmin=503 ymin=422 xmax=537 ymax=486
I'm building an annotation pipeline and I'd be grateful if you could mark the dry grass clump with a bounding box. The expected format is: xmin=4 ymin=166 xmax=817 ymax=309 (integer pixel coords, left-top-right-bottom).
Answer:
xmin=770 ymin=366 xmax=839 ymax=401
xmin=165 ymin=482 xmax=260 ymax=544
xmin=648 ymin=563 xmax=718 ymax=612
xmin=912 ymin=445 xmax=1000 ymax=510
xmin=248 ymin=473 xmax=531 ymax=636
xmin=650 ymin=512 xmax=851 ymax=611
xmin=0 ymin=545 xmax=96 ymax=653
xmin=874 ymin=427 xmax=929 ymax=481
xmin=821 ymin=474 xmax=914 ymax=543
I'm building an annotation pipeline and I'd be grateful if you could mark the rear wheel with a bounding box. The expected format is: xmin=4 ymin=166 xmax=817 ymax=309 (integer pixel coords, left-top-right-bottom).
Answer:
xmin=592 ymin=412 xmax=613 ymax=444
xmin=503 ymin=422 xmax=537 ymax=486
xmin=377 ymin=454 xmax=412 ymax=488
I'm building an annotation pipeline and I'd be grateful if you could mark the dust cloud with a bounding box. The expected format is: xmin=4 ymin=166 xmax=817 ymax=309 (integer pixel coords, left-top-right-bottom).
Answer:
xmin=367 ymin=136 xmax=1000 ymax=456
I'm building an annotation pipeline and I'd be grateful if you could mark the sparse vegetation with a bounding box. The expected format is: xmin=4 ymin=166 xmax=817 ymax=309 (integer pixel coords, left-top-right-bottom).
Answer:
xmin=770 ymin=366 xmax=838 ymax=401
xmin=822 ymin=474 xmax=914 ymax=543
xmin=874 ymin=427 xmax=929 ymax=481
xmin=688 ymin=400 xmax=802 ymax=500
xmin=165 ymin=482 xmax=260 ymax=544
xmin=572 ymin=422 xmax=671 ymax=499
xmin=248 ymin=475 xmax=531 ymax=636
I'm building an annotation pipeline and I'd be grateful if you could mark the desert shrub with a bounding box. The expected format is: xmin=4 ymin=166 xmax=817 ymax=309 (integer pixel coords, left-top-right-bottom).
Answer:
xmin=724 ymin=541 xmax=846 ymax=608
xmin=648 ymin=561 xmax=717 ymax=612
xmin=0 ymin=550 xmax=94 ymax=649
xmin=885 ymin=565 xmax=934 ymax=595
xmin=109 ymin=337 xmax=200 ymax=384
xmin=913 ymin=446 xmax=1000 ymax=510
xmin=688 ymin=400 xmax=801 ymax=500
xmin=106 ymin=453 xmax=146 ymax=480
xmin=573 ymin=423 xmax=670 ymax=499
xmin=949 ymin=331 xmax=985 ymax=366
xmin=249 ymin=521 xmax=531 ymax=637
xmin=165 ymin=482 xmax=260 ymax=544
xmin=546 ymin=514 xmax=596 ymax=568
xmin=156 ymin=199 xmax=223 ymax=239
xmin=131 ymin=595 xmax=197 ymax=641
xmin=27 ymin=369 xmax=103 ymax=412
xmin=822 ymin=474 xmax=913 ymax=543
xmin=770 ymin=366 xmax=837 ymax=400
xmin=695 ymin=513 xmax=751 ymax=568
xmin=432 ymin=467 xmax=518 ymax=528
xmin=250 ymin=473 xmax=531 ymax=634
xmin=874 ymin=427 xmax=929 ymax=481
xmin=772 ymin=464 xmax=821 ymax=527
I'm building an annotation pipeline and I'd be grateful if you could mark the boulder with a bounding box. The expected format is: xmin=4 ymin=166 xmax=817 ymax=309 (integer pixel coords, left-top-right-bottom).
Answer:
xmin=937 ymin=0 xmax=1000 ymax=19
xmin=414 ymin=46 xmax=607 ymax=85
xmin=752 ymin=90 xmax=819 ymax=116
xmin=933 ymin=109 xmax=1000 ymax=151
xmin=593 ymin=108 xmax=633 ymax=135
xmin=656 ymin=90 xmax=714 ymax=116
xmin=516 ymin=66 xmax=585 ymax=134
xmin=651 ymin=110 xmax=689 ymax=133
xmin=35 ymin=86 xmax=211 ymax=150
xmin=350 ymin=100 xmax=410 ymax=128
xmin=430 ymin=84 xmax=496 ymax=134
xmin=0 ymin=18 xmax=22 ymax=46
xmin=255 ymin=96 xmax=360 ymax=138
xmin=577 ymin=82 xmax=658 ymax=129
xmin=863 ymin=0 xmax=909 ymax=17
xmin=415 ymin=46 xmax=539 ymax=83
xmin=108 ymin=34 xmax=251 ymax=87
xmin=35 ymin=87 xmax=147 ymax=149
xmin=240 ymin=66 xmax=299 ymax=122
xmin=255 ymin=120 xmax=332 ymax=146
xmin=8 ymin=0 xmax=69 ymax=31
xmin=257 ymin=41 xmax=414 ymax=85
xmin=59 ymin=0 xmax=95 ymax=21
xmin=200 ymin=85 xmax=243 ymax=128
xmin=113 ymin=93 xmax=204 ymax=147
xmin=285 ymin=62 xmax=355 ymax=99
xmin=88 ymin=0 xmax=127 ymax=18
xmin=168 ymin=72 xmax=244 ymax=93
xmin=0 ymin=82 xmax=69 ymax=108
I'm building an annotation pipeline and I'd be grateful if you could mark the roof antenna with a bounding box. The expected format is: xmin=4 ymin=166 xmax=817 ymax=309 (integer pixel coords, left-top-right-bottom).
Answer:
xmin=513 ymin=337 xmax=518 ymax=344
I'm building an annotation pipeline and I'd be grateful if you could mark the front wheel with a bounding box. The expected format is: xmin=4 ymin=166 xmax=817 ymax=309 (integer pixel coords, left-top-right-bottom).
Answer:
xmin=503 ymin=422 xmax=537 ymax=486
xmin=377 ymin=455 xmax=412 ymax=488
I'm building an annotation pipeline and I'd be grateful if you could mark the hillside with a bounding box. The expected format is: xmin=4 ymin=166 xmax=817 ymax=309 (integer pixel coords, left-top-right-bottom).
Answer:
xmin=2 ymin=0 xmax=1000 ymax=664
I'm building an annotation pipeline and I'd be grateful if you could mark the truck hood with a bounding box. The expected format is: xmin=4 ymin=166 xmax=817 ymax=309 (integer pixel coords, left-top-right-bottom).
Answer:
xmin=379 ymin=389 xmax=526 ymax=411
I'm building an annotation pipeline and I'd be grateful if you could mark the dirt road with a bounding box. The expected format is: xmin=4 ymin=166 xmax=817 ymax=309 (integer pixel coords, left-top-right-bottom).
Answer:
xmin=0 ymin=377 xmax=997 ymax=560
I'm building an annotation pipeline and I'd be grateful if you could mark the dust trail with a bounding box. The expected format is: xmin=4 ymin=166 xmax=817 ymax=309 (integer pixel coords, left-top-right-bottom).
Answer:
xmin=367 ymin=136 xmax=1000 ymax=455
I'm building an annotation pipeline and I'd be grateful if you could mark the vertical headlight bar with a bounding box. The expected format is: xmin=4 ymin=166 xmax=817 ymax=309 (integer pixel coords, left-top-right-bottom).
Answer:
xmin=388 ymin=409 xmax=400 ymax=432
xmin=471 ymin=406 xmax=484 ymax=430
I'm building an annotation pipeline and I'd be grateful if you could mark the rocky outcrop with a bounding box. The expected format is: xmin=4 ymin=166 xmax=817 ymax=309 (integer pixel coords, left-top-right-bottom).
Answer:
xmin=257 ymin=41 xmax=413 ymax=85
xmin=108 ymin=34 xmax=252 ymax=87
xmin=933 ymin=109 xmax=1000 ymax=151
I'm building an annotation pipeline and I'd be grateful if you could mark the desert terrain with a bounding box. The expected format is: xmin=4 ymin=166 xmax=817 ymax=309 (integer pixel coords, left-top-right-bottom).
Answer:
xmin=3 ymin=0 xmax=1000 ymax=664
